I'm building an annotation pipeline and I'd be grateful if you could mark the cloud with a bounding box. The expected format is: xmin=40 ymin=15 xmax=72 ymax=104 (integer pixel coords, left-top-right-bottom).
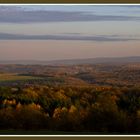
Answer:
xmin=0 ymin=32 xmax=139 ymax=42
xmin=0 ymin=6 xmax=140 ymax=23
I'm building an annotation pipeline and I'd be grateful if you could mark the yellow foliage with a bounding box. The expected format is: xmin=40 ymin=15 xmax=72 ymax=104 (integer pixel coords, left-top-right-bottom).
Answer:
xmin=55 ymin=90 xmax=67 ymax=100
xmin=53 ymin=107 xmax=68 ymax=120
xmin=69 ymin=105 xmax=77 ymax=113
xmin=62 ymin=107 xmax=68 ymax=112
xmin=28 ymin=103 xmax=41 ymax=110
xmin=23 ymin=88 xmax=38 ymax=99
xmin=52 ymin=107 xmax=61 ymax=119
xmin=3 ymin=99 xmax=16 ymax=105
xmin=16 ymin=102 xmax=22 ymax=110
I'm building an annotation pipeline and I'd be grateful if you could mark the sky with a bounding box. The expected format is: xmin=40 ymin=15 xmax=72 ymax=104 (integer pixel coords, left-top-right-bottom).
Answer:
xmin=0 ymin=5 xmax=140 ymax=61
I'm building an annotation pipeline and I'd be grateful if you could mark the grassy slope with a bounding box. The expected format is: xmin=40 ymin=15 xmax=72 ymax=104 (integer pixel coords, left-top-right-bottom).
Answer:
xmin=0 ymin=73 xmax=41 ymax=82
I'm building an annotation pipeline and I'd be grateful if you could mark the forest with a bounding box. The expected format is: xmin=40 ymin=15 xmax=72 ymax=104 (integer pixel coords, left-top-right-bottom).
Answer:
xmin=0 ymin=63 xmax=140 ymax=134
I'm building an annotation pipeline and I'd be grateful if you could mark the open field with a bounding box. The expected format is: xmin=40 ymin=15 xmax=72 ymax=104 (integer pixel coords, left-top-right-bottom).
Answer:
xmin=0 ymin=73 xmax=42 ymax=82
xmin=0 ymin=62 xmax=140 ymax=87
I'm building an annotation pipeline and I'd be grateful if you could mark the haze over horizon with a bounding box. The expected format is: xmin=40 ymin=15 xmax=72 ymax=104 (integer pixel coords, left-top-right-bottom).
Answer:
xmin=0 ymin=5 xmax=140 ymax=61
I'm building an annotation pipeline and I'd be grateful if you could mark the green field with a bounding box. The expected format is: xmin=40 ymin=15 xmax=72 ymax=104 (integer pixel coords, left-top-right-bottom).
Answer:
xmin=0 ymin=73 xmax=41 ymax=82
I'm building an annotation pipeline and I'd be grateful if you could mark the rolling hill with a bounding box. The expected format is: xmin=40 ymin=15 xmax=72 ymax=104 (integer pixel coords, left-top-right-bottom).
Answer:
xmin=0 ymin=56 xmax=140 ymax=65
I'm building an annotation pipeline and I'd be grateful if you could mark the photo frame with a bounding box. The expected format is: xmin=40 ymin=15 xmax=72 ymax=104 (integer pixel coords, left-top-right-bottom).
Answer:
xmin=0 ymin=3 xmax=140 ymax=140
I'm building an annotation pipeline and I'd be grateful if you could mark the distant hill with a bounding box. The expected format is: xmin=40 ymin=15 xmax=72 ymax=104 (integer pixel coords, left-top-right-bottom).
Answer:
xmin=47 ymin=56 xmax=140 ymax=65
xmin=0 ymin=56 xmax=140 ymax=65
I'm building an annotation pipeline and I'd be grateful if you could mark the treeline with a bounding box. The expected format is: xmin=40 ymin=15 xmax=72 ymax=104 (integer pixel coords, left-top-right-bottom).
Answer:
xmin=0 ymin=85 xmax=140 ymax=133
